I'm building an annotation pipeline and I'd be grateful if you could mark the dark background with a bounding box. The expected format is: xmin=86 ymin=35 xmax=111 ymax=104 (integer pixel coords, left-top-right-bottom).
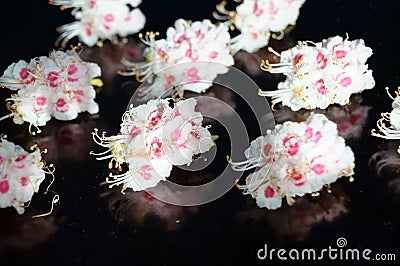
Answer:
xmin=1 ymin=1 xmax=400 ymax=265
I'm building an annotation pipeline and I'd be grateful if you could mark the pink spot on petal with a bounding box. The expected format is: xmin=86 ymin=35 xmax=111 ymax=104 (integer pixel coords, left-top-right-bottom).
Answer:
xmin=129 ymin=126 xmax=141 ymax=138
xmin=293 ymin=53 xmax=303 ymax=66
xmin=269 ymin=1 xmax=279 ymax=14
xmin=47 ymin=71 xmax=61 ymax=88
xmin=140 ymin=164 xmax=153 ymax=180
xmin=15 ymin=155 xmax=26 ymax=162
xmin=104 ymin=14 xmax=114 ymax=22
xmin=86 ymin=24 xmax=92 ymax=36
xmin=20 ymin=177 xmax=29 ymax=186
xmin=335 ymin=50 xmax=347 ymax=59
xmin=89 ymin=0 xmax=95 ymax=8
xmin=56 ymin=98 xmax=67 ymax=108
xmin=124 ymin=14 xmax=132 ymax=22
xmin=312 ymin=164 xmax=325 ymax=175
xmin=0 ymin=180 xmax=9 ymax=194
xmin=190 ymin=130 xmax=200 ymax=139
xmin=210 ymin=51 xmax=219 ymax=59
xmin=171 ymin=128 xmax=182 ymax=142
xmin=157 ymin=48 xmax=167 ymax=58
xmin=253 ymin=2 xmax=264 ymax=16
xmin=19 ymin=68 xmax=35 ymax=84
xmin=36 ymin=96 xmax=47 ymax=106
xmin=68 ymin=64 xmax=78 ymax=75
xmin=55 ymin=98 xmax=69 ymax=113
xmin=177 ymin=34 xmax=186 ymax=43
xmin=314 ymin=131 xmax=322 ymax=143
xmin=165 ymin=75 xmax=176 ymax=90
xmin=316 ymin=79 xmax=327 ymax=95
xmin=263 ymin=144 xmax=272 ymax=155
xmin=19 ymin=68 xmax=30 ymax=80
xmin=291 ymin=171 xmax=303 ymax=181
xmin=316 ymin=52 xmax=327 ymax=69
xmin=288 ymin=143 xmax=299 ymax=156
xmin=188 ymin=67 xmax=198 ymax=77
xmin=305 ymin=127 xmax=313 ymax=139
xmin=141 ymin=164 xmax=152 ymax=171
xmin=264 ymin=186 xmax=275 ymax=198
xmin=340 ymin=77 xmax=352 ymax=87
xmin=148 ymin=138 xmax=163 ymax=158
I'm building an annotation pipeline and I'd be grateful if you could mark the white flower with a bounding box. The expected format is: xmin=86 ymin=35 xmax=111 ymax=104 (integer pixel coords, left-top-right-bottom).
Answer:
xmin=230 ymin=113 xmax=355 ymax=210
xmin=91 ymin=98 xmax=215 ymax=192
xmin=50 ymin=0 xmax=146 ymax=47
xmin=214 ymin=0 xmax=306 ymax=53
xmin=120 ymin=19 xmax=234 ymax=98
xmin=372 ymin=87 xmax=400 ymax=142
xmin=0 ymin=138 xmax=47 ymax=214
xmin=259 ymin=35 xmax=375 ymax=111
xmin=0 ymin=49 xmax=101 ymax=134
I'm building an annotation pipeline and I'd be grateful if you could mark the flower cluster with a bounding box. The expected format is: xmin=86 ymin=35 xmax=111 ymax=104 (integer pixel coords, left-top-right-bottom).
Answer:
xmin=91 ymin=98 xmax=215 ymax=192
xmin=230 ymin=113 xmax=355 ymax=210
xmin=0 ymin=49 xmax=101 ymax=134
xmin=50 ymin=0 xmax=146 ymax=47
xmin=214 ymin=0 xmax=306 ymax=53
xmin=259 ymin=35 xmax=375 ymax=111
xmin=371 ymin=87 xmax=400 ymax=143
xmin=120 ymin=19 xmax=234 ymax=97
xmin=0 ymin=138 xmax=50 ymax=214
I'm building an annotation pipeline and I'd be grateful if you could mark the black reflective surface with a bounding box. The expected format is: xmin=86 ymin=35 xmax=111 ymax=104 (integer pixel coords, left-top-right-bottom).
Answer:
xmin=1 ymin=1 xmax=400 ymax=265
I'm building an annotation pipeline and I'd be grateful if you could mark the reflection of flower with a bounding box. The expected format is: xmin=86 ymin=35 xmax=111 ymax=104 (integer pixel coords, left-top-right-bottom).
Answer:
xmin=232 ymin=183 xmax=350 ymax=242
xmin=230 ymin=113 xmax=354 ymax=210
xmin=0 ymin=209 xmax=59 ymax=250
xmin=0 ymin=49 xmax=101 ymax=134
xmin=259 ymin=35 xmax=375 ymax=111
xmin=234 ymin=50 xmax=264 ymax=76
xmin=79 ymin=39 xmax=145 ymax=89
xmin=103 ymin=184 xmax=198 ymax=232
xmin=369 ymin=140 xmax=400 ymax=178
xmin=50 ymin=0 xmax=146 ymax=47
xmin=273 ymin=95 xmax=371 ymax=140
xmin=91 ymin=98 xmax=214 ymax=192
xmin=184 ymin=85 xmax=237 ymax=124
xmin=0 ymin=138 xmax=48 ymax=214
xmin=27 ymin=114 xmax=101 ymax=163
xmin=369 ymin=141 xmax=400 ymax=204
xmin=214 ymin=0 xmax=305 ymax=53
xmin=120 ymin=19 xmax=234 ymax=97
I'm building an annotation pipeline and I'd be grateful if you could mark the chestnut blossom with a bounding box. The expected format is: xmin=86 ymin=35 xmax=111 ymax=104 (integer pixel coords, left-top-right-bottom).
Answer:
xmin=50 ymin=0 xmax=146 ymax=47
xmin=0 ymin=138 xmax=47 ymax=214
xmin=0 ymin=49 xmax=101 ymax=134
xmin=214 ymin=0 xmax=306 ymax=53
xmin=372 ymin=87 xmax=400 ymax=142
xmin=120 ymin=19 xmax=234 ymax=98
xmin=91 ymin=98 xmax=214 ymax=192
xmin=230 ymin=113 xmax=355 ymax=210
xmin=259 ymin=35 xmax=375 ymax=111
